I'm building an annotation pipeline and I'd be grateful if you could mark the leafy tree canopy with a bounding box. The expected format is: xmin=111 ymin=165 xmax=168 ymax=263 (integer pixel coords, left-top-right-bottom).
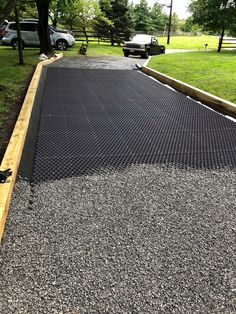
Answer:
xmin=189 ymin=0 xmax=236 ymax=35
xmin=96 ymin=0 xmax=133 ymax=44
xmin=149 ymin=2 xmax=168 ymax=32
xmin=61 ymin=0 xmax=100 ymax=30
xmin=131 ymin=0 xmax=168 ymax=34
xmin=132 ymin=0 xmax=152 ymax=33
xmin=0 ymin=0 xmax=15 ymax=23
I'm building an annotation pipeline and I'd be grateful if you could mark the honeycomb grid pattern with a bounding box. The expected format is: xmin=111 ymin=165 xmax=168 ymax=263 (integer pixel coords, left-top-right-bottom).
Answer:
xmin=32 ymin=68 xmax=236 ymax=182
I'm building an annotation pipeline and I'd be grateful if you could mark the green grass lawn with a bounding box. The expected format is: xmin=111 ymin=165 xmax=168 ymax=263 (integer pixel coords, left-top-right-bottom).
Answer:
xmin=0 ymin=46 xmax=39 ymax=129
xmin=74 ymin=35 xmax=219 ymax=51
xmin=64 ymin=41 xmax=123 ymax=56
xmin=148 ymin=50 xmax=236 ymax=104
xmin=158 ymin=35 xmax=219 ymax=50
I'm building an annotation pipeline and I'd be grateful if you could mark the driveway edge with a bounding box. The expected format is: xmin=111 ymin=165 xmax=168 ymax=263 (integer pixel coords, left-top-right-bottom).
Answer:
xmin=142 ymin=65 xmax=236 ymax=118
xmin=0 ymin=53 xmax=63 ymax=242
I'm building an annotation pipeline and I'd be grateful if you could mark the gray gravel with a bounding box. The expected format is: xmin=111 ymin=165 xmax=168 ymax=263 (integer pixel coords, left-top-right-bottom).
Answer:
xmin=1 ymin=165 xmax=236 ymax=313
xmin=1 ymin=56 xmax=236 ymax=313
xmin=49 ymin=55 xmax=147 ymax=70
xmin=48 ymin=52 xmax=195 ymax=70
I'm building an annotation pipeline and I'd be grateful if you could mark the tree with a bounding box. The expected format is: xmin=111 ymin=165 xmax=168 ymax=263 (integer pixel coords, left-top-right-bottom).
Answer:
xmin=132 ymin=0 xmax=152 ymax=33
xmin=98 ymin=0 xmax=133 ymax=45
xmin=112 ymin=0 xmax=133 ymax=43
xmin=180 ymin=16 xmax=193 ymax=32
xmin=21 ymin=4 xmax=38 ymax=20
xmin=171 ymin=12 xmax=181 ymax=33
xmin=76 ymin=0 xmax=101 ymax=42
xmin=149 ymin=1 xmax=168 ymax=33
xmin=180 ymin=16 xmax=201 ymax=34
xmin=0 ymin=0 xmax=15 ymax=24
xmin=95 ymin=0 xmax=113 ymax=39
xmin=14 ymin=1 xmax=24 ymax=65
xmin=61 ymin=0 xmax=101 ymax=42
xmin=60 ymin=0 xmax=77 ymax=30
xmin=36 ymin=0 xmax=53 ymax=55
xmin=93 ymin=11 xmax=114 ymax=42
xmin=189 ymin=0 xmax=236 ymax=51
xmin=49 ymin=0 xmax=69 ymax=27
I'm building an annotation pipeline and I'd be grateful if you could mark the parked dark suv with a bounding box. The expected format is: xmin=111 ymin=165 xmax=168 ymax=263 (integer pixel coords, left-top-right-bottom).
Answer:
xmin=123 ymin=34 xmax=165 ymax=58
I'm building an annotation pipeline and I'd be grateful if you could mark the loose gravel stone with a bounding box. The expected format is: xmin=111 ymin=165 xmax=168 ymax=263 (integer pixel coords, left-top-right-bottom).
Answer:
xmin=1 ymin=165 xmax=236 ymax=313
xmin=1 ymin=55 xmax=236 ymax=313
xmin=48 ymin=55 xmax=146 ymax=70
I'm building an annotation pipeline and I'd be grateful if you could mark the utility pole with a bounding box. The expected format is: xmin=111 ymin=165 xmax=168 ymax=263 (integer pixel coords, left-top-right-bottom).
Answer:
xmin=167 ymin=0 xmax=173 ymax=45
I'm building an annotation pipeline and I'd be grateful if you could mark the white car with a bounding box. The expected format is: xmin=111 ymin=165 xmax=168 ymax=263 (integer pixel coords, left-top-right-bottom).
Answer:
xmin=2 ymin=20 xmax=75 ymax=50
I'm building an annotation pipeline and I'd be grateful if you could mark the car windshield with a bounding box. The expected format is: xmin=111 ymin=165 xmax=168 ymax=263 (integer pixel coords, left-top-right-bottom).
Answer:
xmin=49 ymin=25 xmax=68 ymax=33
xmin=131 ymin=35 xmax=152 ymax=43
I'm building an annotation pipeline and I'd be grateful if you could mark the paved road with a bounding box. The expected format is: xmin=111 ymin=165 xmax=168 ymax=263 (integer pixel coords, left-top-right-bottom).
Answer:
xmin=165 ymin=49 xmax=195 ymax=54
xmin=0 ymin=56 xmax=236 ymax=313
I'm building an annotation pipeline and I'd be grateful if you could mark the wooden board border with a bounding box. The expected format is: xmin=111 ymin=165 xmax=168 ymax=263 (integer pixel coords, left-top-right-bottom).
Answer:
xmin=142 ymin=65 xmax=236 ymax=119
xmin=0 ymin=54 xmax=63 ymax=242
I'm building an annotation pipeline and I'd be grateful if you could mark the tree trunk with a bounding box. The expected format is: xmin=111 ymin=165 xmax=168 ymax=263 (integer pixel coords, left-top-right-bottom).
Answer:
xmin=69 ymin=21 xmax=73 ymax=31
xmin=82 ymin=27 xmax=88 ymax=44
xmin=217 ymin=26 xmax=225 ymax=53
xmin=36 ymin=0 xmax=52 ymax=55
xmin=52 ymin=18 xmax=57 ymax=27
xmin=14 ymin=3 xmax=24 ymax=65
xmin=110 ymin=31 xmax=114 ymax=46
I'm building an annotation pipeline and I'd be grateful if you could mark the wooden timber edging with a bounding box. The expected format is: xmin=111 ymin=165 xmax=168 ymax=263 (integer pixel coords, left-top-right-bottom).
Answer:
xmin=142 ymin=65 xmax=236 ymax=119
xmin=0 ymin=53 xmax=63 ymax=242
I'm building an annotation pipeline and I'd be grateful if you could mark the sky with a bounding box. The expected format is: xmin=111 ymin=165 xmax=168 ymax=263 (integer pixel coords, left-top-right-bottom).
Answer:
xmin=130 ymin=0 xmax=191 ymax=19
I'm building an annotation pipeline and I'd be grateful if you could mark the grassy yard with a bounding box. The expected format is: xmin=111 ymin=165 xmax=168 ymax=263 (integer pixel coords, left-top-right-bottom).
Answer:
xmin=86 ymin=42 xmax=123 ymax=56
xmin=0 ymin=47 xmax=39 ymax=127
xmin=64 ymin=41 xmax=123 ymax=57
xmin=74 ymin=35 xmax=219 ymax=51
xmin=0 ymin=46 xmax=40 ymax=159
xmin=148 ymin=50 xmax=236 ymax=104
xmin=158 ymin=35 xmax=219 ymax=50
xmin=74 ymin=37 xmax=124 ymax=55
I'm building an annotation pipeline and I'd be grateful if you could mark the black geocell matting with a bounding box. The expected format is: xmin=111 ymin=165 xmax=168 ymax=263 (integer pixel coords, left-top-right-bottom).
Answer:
xmin=32 ymin=68 xmax=236 ymax=182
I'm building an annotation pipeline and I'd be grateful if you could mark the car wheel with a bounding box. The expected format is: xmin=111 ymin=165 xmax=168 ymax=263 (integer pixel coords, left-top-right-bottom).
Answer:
xmin=160 ymin=48 xmax=165 ymax=54
xmin=141 ymin=50 xmax=149 ymax=59
xmin=12 ymin=38 xmax=24 ymax=50
xmin=124 ymin=51 xmax=129 ymax=57
xmin=56 ymin=39 xmax=68 ymax=51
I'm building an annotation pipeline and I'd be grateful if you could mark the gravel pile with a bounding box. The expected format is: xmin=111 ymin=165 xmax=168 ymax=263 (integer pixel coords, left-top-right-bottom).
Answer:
xmin=1 ymin=164 xmax=236 ymax=313
xmin=49 ymin=55 xmax=146 ymax=70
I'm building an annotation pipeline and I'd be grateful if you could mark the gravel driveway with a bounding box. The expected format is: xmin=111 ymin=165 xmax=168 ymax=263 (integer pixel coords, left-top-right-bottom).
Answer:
xmin=0 ymin=56 xmax=236 ymax=313
xmin=49 ymin=55 xmax=147 ymax=70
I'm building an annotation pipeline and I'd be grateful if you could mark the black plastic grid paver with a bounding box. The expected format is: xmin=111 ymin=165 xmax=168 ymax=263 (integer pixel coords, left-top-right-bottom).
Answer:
xmin=32 ymin=68 xmax=236 ymax=182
